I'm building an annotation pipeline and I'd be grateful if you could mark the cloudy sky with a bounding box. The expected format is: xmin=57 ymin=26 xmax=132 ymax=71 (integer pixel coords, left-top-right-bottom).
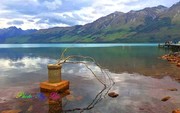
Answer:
xmin=0 ymin=0 xmax=179 ymax=30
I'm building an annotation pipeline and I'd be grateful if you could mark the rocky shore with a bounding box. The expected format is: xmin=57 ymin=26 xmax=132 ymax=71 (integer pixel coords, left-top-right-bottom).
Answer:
xmin=161 ymin=52 xmax=180 ymax=67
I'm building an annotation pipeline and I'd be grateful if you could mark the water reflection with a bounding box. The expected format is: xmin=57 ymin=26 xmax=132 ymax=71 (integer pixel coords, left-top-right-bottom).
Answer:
xmin=0 ymin=57 xmax=52 ymax=72
xmin=0 ymin=45 xmax=180 ymax=113
xmin=0 ymin=66 xmax=180 ymax=113
xmin=42 ymin=90 xmax=70 ymax=113
xmin=0 ymin=46 xmax=178 ymax=78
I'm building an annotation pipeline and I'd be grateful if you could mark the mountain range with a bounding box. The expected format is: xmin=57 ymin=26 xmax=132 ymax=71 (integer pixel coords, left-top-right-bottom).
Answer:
xmin=1 ymin=1 xmax=180 ymax=43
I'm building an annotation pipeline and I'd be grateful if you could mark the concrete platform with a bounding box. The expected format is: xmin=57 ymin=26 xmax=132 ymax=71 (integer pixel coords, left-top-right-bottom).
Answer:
xmin=40 ymin=80 xmax=69 ymax=92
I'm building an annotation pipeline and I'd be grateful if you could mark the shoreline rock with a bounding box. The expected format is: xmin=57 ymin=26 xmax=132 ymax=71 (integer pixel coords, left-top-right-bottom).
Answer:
xmin=161 ymin=96 xmax=171 ymax=101
xmin=168 ymin=88 xmax=178 ymax=91
xmin=108 ymin=92 xmax=119 ymax=98
xmin=161 ymin=52 xmax=180 ymax=67
xmin=172 ymin=109 xmax=180 ymax=113
xmin=2 ymin=109 xmax=22 ymax=113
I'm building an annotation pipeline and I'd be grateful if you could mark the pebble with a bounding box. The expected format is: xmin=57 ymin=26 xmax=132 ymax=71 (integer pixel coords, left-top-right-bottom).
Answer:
xmin=27 ymin=105 xmax=33 ymax=112
xmin=168 ymin=88 xmax=178 ymax=91
xmin=108 ymin=92 xmax=119 ymax=98
xmin=161 ymin=96 xmax=171 ymax=101
xmin=1 ymin=109 xmax=22 ymax=113
xmin=172 ymin=109 xmax=180 ymax=113
xmin=161 ymin=53 xmax=180 ymax=68
xmin=66 ymin=95 xmax=75 ymax=101
xmin=175 ymin=78 xmax=180 ymax=81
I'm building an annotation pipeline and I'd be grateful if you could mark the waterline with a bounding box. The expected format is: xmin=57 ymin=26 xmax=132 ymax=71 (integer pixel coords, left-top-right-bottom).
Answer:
xmin=0 ymin=43 xmax=158 ymax=48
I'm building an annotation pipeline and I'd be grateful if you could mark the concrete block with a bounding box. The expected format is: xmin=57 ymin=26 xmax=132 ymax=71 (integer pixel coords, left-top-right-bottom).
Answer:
xmin=40 ymin=80 xmax=69 ymax=92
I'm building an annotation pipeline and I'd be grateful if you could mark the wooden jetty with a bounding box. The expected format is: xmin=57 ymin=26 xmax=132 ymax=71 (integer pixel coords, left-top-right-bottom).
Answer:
xmin=158 ymin=43 xmax=180 ymax=51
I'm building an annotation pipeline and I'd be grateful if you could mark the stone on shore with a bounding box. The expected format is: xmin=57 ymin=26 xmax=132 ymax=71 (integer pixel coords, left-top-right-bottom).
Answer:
xmin=177 ymin=63 xmax=180 ymax=67
xmin=108 ymin=92 xmax=119 ymax=98
xmin=168 ymin=88 xmax=178 ymax=91
xmin=161 ymin=52 xmax=180 ymax=68
xmin=161 ymin=96 xmax=171 ymax=101
xmin=2 ymin=109 xmax=21 ymax=113
xmin=172 ymin=109 xmax=180 ymax=113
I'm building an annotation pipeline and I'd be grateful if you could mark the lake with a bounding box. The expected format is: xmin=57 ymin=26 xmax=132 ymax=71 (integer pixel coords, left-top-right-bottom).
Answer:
xmin=0 ymin=44 xmax=180 ymax=113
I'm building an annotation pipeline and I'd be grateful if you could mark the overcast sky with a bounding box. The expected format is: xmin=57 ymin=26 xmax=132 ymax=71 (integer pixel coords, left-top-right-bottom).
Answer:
xmin=0 ymin=0 xmax=179 ymax=30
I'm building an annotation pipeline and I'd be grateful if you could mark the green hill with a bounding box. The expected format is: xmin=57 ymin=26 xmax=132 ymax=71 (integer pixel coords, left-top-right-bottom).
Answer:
xmin=1 ymin=2 xmax=180 ymax=43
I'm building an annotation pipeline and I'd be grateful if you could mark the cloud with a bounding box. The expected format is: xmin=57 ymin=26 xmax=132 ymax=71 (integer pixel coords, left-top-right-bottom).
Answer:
xmin=43 ymin=0 xmax=62 ymax=10
xmin=28 ymin=20 xmax=35 ymax=22
xmin=2 ymin=0 xmax=92 ymax=16
xmin=36 ymin=13 xmax=79 ymax=26
xmin=0 ymin=0 xmax=179 ymax=29
xmin=1 ymin=0 xmax=40 ymax=15
xmin=7 ymin=20 xmax=24 ymax=25
xmin=0 ymin=57 xmax=52 ymax=72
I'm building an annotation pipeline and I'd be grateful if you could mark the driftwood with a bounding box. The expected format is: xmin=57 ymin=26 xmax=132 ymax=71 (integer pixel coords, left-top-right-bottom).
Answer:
xmin=55 ymin=48 xmax=115 ymax=113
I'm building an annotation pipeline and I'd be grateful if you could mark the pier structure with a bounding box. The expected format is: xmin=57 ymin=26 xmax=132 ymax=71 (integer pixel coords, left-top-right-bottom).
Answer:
xmin=158 ymin=43 xmax=180 ymax=51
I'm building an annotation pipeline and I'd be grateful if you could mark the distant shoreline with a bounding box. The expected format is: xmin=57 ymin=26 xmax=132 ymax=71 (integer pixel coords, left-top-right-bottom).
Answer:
xmin=0 ymin=43 xmax=159 ymax=48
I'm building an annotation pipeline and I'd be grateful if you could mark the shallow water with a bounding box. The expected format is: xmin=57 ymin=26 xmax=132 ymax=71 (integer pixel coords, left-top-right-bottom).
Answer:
xmin=0 ymin=44 xmax=180 ymax=113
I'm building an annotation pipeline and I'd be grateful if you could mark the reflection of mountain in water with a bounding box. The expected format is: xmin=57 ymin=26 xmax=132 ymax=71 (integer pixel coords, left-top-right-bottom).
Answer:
xmin=0 ymin=46 xmax=180 ymax=113
xmin=0 ymin=46 xmax=179 ymax=79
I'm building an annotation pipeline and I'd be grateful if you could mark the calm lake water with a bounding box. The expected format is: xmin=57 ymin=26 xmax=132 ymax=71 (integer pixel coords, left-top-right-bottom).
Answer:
xmin=0 ymin=44 xmax=180 ymax=113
